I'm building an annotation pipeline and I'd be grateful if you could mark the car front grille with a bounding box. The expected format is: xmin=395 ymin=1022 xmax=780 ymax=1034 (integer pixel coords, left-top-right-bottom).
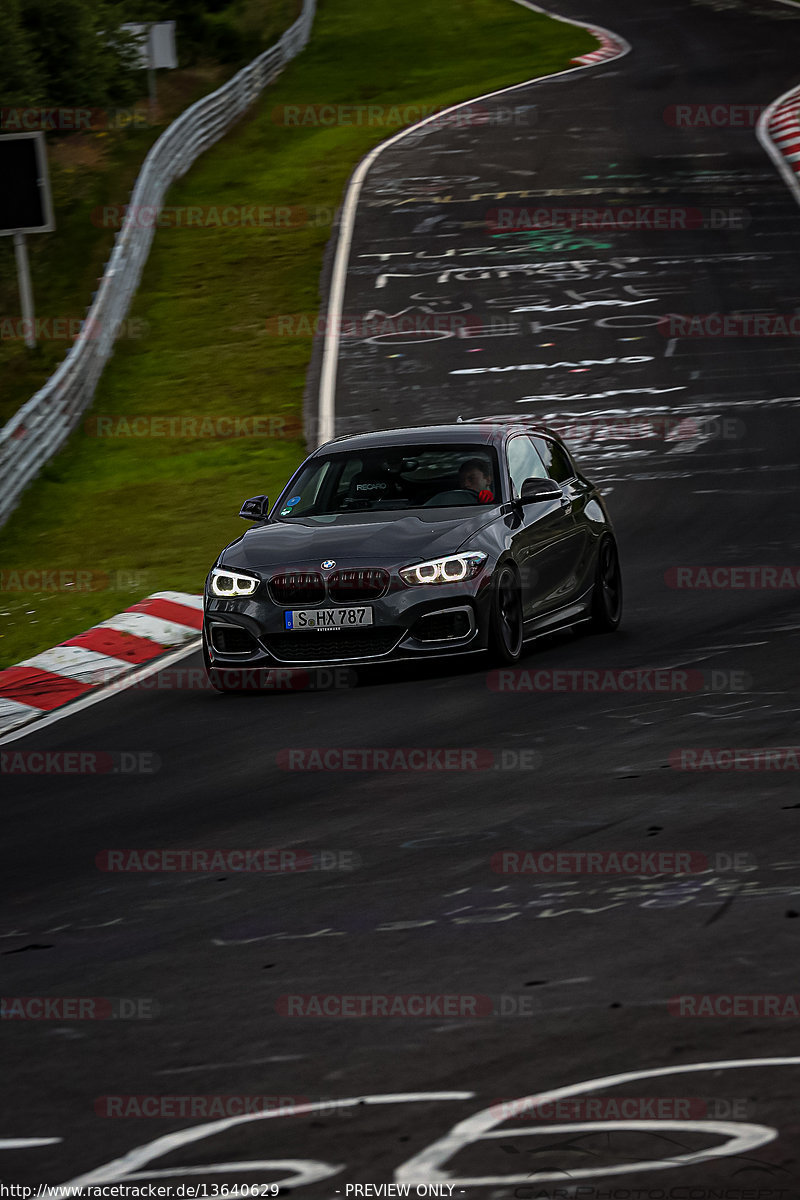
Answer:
xmin=269 ymin=572 xmax=326 ymax=605
xmin=265 ymin=628 xmax=402 ymax=662
xmin=327 ymin=568 xmax=389 ymax=602
xmin=269 ymin=568 xmax=389 ymax=605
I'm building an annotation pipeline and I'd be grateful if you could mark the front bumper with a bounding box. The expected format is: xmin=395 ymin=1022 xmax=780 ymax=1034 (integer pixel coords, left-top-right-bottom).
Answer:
xmin=203 ymin=574 xmax=493 ymax=668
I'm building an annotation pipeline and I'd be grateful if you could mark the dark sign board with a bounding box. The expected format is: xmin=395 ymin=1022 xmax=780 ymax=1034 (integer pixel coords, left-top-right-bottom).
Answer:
xmin=0 ymin=132 xmax=55 ymax=236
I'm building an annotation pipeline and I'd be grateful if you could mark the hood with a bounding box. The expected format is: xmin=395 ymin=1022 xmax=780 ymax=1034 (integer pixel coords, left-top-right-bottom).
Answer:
xmin=218 ymin=510 xmax=498 ymax=572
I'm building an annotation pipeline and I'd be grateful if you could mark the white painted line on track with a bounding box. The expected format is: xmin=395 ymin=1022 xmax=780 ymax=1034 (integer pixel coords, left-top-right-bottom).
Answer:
xmin=395 ymin=1057 xmax=800 ymax=1184
xmin=0 ymin=1139 xmax=63 ymax=1148
xmin=316 ymin=1 xmax=631 ymax=446
xmin=400 ymin=1119 xmax=775 ymax=1184
xmin=63 ymin=1093 xmax=476 ymax=1186
xmin=58 ymin=1062 xmax=800 ymax=1187
xmin=156 ymin=1055 xmax=306 ymax=1075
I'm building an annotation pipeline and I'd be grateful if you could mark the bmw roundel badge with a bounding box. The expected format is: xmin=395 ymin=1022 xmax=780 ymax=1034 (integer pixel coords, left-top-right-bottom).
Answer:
xmin=321 ymin=559 xmax=336 ymax=570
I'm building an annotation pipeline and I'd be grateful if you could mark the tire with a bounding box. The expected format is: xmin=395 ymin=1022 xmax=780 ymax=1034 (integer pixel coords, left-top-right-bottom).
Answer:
xmin=589 ymin=535 xmax=623 ymax=632
xmin=488 ymin=564 xmax=524 ymax=663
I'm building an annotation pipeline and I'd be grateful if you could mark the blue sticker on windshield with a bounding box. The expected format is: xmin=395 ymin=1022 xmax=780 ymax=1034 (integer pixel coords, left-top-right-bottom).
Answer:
xmin=287 ymin=495 xmax=301 ymax=505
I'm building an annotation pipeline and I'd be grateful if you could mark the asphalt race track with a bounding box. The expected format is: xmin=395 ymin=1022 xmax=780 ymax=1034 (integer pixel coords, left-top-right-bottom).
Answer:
xmin=4 ymin=0 xmax=800 ymax=1192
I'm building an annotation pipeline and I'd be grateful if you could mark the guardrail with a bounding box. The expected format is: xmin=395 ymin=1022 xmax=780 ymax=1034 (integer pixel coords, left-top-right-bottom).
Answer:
xmin=0 ymin=0 xmax=315 ymax=529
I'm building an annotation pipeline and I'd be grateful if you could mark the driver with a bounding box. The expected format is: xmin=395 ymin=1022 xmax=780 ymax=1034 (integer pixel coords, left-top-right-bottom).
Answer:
xmin=458 ymin=458 xmax=495 ymax=504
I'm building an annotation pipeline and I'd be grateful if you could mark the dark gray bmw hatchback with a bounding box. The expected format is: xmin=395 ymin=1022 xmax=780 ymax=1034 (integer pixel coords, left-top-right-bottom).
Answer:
xmin=202 ymin=420 xmax=622 ymax=689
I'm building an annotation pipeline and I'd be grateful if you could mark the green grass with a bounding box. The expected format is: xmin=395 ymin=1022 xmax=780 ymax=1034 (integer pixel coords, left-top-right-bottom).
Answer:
xmin=0 ymin=0 xmax=593 ymax=669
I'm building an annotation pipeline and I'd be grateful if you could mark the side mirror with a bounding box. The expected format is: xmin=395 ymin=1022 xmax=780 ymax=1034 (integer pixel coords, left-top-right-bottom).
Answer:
xmin=239 ymin=495 xmax=269 ymax=521
xmin=519 ymin=477 xmax=562 ymax=503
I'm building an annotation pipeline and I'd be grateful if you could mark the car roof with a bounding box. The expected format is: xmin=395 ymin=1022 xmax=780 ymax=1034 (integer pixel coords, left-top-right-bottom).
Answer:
xmin=463 ymin=415 xmax=565 ymax=441
xmin=316 ymin=420 xmax=557 ymax=455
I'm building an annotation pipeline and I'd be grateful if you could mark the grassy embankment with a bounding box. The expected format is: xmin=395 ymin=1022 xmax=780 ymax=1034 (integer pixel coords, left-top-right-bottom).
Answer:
xmin=0 ymin=0 xmax=594 ymax=668
xmin=0 ymin=0 xmax=301 ymax=428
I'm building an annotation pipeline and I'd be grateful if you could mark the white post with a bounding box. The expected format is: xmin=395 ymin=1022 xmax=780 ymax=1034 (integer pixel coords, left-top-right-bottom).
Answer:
xmin=147 ymin=24 xmax=158 ymax=114
xmin=13 ymin=231 xmax=36 ymax=349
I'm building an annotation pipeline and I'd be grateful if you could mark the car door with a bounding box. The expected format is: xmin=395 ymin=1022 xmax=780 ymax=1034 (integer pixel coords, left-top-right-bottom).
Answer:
xmin=506 ymin=434 xmax=576 ymax=620
xmin=531 ymin=435 xmax=593 ymax=603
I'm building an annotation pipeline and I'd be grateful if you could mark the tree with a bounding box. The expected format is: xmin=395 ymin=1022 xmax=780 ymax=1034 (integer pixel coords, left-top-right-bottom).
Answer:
xmin=0 ymin=0 xmax=44 ymax=108
xmin=18 ymin=0 xmax=142 ymax=110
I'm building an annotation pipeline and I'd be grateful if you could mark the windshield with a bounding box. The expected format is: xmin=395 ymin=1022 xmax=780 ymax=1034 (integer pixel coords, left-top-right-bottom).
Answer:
xmin=275 ymin=444 xmax=501 ymax=517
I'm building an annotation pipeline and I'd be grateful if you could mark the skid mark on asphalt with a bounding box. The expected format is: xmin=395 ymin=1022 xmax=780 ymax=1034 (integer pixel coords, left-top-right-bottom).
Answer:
xmin=8 ymin=866 xmax=800 ymax=952
xmin=156 ymin=1055 xmax=306 ymax=1075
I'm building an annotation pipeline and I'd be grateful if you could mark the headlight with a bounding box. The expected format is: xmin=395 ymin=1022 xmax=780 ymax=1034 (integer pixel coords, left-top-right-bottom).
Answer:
xmin=399 ymin=552 xmax=487 ymax=586
xmin=209 ymin=566 xmax=260 ymax=597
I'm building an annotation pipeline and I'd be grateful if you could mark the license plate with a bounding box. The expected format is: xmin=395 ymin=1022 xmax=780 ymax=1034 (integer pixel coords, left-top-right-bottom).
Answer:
xmin=285 ymin=607 xmax=373 ymax=630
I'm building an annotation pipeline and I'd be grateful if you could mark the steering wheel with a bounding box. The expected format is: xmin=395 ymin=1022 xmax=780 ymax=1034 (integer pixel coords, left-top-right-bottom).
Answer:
xmin=422 ymin=488 xmax=481 ymax=507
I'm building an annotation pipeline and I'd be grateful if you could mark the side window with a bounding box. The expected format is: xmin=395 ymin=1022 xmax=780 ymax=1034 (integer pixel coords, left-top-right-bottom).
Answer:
xmin=285 ymin=462 xmax=328 ymax=515
xmin=287 ymin=458 xmax=359 ymax=515
xmin=506 ymin=436 xmax=548 ymax=498
xmin=533 ymin=436 xmax=575 ymax=483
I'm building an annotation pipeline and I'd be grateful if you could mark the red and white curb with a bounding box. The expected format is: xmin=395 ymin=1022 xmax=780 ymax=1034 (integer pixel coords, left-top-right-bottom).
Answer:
xmin=766 ymin=88 xmax=800 ymax=166
xmin=572 ymin=27 xmax=627 ymax=66
xmin=0 ymin=592 xmax=202 ymax=736
xmin=758 ymin=82 xmax=800 ymax=201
